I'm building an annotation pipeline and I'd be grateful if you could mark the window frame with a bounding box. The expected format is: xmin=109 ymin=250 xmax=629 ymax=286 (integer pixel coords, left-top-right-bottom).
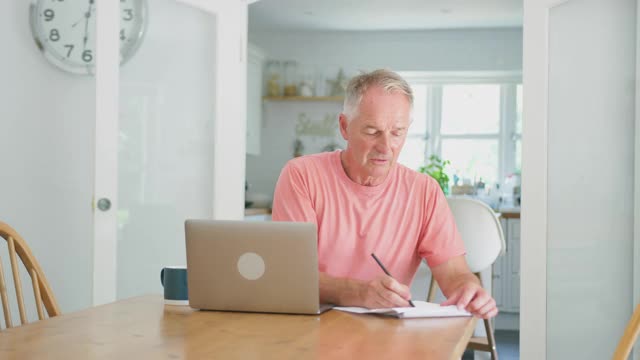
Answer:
xmin=398 ymin=71 xmax=523 ymax=183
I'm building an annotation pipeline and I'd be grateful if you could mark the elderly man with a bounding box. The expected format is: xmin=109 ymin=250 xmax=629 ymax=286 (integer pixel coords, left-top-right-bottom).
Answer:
xmin=272 ymin=69 xmax=497 ymax=319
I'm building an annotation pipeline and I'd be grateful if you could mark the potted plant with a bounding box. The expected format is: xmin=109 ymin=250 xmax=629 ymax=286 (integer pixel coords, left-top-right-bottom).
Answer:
xmin=419 ymin=155 xmax=451 ymax=195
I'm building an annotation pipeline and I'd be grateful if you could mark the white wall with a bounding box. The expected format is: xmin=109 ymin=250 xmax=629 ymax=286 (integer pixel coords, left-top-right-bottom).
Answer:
xmin=246 ymin=28 xmax=523 ymax=203
xmin=0 ymin=2 xmax=95 ymax=315
xmin=246 ymin=100 xmax=346 ymax=199
xmin=545 ymin=1 xmax=636 ymax=358
xmin=250 ymin=28 xmax=523 ymax=72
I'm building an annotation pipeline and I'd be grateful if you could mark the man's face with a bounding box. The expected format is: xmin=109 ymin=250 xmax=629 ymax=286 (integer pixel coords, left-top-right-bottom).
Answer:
xmin=339 ymin=85 xmax=411 ymax=181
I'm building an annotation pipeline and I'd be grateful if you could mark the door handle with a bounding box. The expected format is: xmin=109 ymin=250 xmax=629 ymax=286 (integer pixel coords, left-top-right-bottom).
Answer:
xmin=97 ymin=198 xmax=112 ymax=211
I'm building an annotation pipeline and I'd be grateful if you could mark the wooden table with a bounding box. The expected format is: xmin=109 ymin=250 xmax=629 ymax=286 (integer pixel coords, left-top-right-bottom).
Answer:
xmin=0 ymin=295 xmax=477 ymax=359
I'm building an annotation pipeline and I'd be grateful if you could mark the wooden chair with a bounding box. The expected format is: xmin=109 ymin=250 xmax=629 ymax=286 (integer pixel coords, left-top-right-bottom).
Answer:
xmin=0 ymin=221 xmax=60 ymax=328
xmin=612 ymin=303 xmax=640 ymax=360
xmin=427 ymin=197 xmax=506 ymax=360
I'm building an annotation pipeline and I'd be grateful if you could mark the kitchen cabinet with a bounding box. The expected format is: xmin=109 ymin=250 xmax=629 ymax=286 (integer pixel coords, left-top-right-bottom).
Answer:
xmin=247 ymin=43 xmax=264 ymax=155
xmin=493 ymin=217 xmax=520 ymax=329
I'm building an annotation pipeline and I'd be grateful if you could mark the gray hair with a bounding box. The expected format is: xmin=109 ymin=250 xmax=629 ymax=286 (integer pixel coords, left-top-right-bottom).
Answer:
xmin=343 ymin=69 xmax=413 ymax=118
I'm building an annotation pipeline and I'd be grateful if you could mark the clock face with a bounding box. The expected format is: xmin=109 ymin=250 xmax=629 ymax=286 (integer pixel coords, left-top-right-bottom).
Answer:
xmin=30 ymin=0 xmax=147 ymax=75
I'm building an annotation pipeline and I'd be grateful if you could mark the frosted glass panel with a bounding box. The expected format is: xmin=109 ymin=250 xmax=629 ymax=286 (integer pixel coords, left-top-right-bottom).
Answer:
xmin=116 ymin=2 xmax=216 ymax=299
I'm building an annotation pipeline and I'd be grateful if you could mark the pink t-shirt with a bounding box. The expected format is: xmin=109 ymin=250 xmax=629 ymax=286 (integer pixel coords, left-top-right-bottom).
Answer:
xmin=272 ymin=150 xmax=465 ymax=286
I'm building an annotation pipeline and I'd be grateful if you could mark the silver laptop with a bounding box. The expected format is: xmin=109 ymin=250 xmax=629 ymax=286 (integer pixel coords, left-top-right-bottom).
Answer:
xmin=185 ymin=220 xmax=332 ymax=315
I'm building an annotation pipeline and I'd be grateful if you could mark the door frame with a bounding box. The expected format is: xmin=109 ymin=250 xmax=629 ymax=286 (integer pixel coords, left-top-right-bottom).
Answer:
xmin=521 ymin=0 xmax=572 ymax=358
xmin=635 ymin=1 xmax=640 ymax=359
xmin=93 ymin=0 xmax=120 ymax=307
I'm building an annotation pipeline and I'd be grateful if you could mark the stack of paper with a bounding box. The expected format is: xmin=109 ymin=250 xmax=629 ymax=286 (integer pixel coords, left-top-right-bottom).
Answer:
xmin=333 ymin=300 xmax=471 ymax=319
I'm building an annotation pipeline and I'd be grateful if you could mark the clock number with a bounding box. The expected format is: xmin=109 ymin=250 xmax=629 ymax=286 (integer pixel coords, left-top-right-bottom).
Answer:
xmin=123 ymin=9 xmax=133 ymax=21
xmin=120 ymin=29 xmax=126 ymax=41
xmin=49 ymin=29 xmax=60 ymax=42
xmin=64 ymin=44 xmax=74 ymax=58
xmin=43 ymin=9 xmax=55 ymax=21
xmin=82 ymin=50 xmax=93 ymax=63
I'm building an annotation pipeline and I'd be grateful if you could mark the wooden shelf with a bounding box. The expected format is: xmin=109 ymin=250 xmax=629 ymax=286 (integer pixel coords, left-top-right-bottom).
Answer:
xmin=263 ymin=96 xmax=343 ymax=102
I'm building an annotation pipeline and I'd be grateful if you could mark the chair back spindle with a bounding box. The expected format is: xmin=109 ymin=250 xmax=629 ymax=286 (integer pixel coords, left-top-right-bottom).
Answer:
xmin=0 ymin=256 xmax=11 ymax=328
xmin=8 ymin=236 xmax=28 ymax=325
xmin=30 ymin=269 xmax=45 ymax=321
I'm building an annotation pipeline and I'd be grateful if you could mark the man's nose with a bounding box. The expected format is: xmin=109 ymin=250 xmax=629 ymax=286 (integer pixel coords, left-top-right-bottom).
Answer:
xmin=375 ymin=133 xmax=392 ymax=154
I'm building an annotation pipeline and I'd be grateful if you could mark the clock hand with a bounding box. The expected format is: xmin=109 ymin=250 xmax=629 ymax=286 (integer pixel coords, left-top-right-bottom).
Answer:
xmin=82 ymin=2 xmax=94 ymax=50
xmin=71 ymin=17 xmax=84 ymax=28
xmin=72 ymin=4 xmax=95 ymax=28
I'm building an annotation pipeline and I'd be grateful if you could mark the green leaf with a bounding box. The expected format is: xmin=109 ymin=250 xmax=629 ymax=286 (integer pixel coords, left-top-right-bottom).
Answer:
xmin=418 ymin=155 xmax=450 ymax=193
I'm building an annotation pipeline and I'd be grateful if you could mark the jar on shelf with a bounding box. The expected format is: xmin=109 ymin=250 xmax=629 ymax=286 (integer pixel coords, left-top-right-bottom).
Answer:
xmin=265 ymin=60 xmax=282 ymax=97
xmin=283 ymin=61 xmax=298 ymax=96
xmin=298 ymin=64 xmax=316 ymax=97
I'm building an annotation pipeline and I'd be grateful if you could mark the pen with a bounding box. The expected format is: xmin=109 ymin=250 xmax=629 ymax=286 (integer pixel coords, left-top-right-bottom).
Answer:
xmin=370 ymin=253 xmax=415 ymax=307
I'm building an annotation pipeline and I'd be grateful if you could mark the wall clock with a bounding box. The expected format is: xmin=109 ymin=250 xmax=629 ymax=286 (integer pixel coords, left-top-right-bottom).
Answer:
xmin=29 ymin=0 xmax=148 ymax=75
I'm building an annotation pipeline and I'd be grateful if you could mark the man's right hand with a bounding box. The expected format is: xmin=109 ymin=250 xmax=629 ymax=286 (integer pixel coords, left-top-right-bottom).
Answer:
xmin=319 ymin=272 xmax=413 ymax=309
xmin=359 ymin=274 xmax=413 ymax=309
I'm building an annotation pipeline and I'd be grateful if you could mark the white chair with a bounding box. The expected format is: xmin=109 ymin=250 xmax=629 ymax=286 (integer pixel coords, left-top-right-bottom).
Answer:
xmin=427 ymin=197 xmax=506 ymax=360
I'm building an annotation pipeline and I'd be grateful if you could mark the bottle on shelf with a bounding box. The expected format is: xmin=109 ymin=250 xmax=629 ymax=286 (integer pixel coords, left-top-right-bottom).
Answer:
xmin=283 ymin=61 xmax=299 ymax=96
xmin=265 ymin=60 xmax=282 ymax=97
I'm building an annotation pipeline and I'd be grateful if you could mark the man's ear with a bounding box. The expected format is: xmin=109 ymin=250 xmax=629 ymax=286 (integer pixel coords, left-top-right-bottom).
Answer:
xmin=339 ymin=114 xmax=349 ymax=140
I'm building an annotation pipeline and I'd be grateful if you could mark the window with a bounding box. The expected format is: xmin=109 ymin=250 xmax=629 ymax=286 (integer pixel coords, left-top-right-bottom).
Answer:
xmin=401 ymin=84 xmax=428 ymax=171
xmin=397 ymin=72 xmax=522 ymax=188
xmin=514 ymin=84 xmax=523 ymax=173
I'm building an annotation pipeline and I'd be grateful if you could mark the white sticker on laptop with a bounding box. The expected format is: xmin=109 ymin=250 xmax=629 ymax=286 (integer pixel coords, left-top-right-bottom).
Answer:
xmin=237 ymin=252 xmax=265 ymax=280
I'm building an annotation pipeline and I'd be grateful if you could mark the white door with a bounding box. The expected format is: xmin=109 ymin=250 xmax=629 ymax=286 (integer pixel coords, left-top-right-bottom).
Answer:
xmin=522 ymin=0 xmax=636 ymax=359
xmin=93 ymin=0 xmax=248 ymax=305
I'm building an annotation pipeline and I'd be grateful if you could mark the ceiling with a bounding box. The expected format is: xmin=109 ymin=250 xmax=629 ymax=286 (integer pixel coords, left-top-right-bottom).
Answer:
xmin=248 ymin=0 xmax=523 ymax=32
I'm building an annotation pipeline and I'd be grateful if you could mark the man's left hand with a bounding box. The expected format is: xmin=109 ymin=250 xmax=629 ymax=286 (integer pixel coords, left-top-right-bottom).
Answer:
xmin=441 ymin=281 xmax=497 ymax=319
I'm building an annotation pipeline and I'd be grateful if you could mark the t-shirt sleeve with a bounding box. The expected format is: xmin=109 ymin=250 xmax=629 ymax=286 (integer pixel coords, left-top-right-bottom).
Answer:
xmin=417 ymin=180 xmax=466 ymax=268
xmin=271 ymin=161 xmax=317 ymax=224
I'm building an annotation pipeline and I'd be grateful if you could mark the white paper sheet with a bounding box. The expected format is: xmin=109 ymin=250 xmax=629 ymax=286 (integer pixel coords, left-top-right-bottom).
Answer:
xmin=333 ymin=300 xmax=472 ymax=318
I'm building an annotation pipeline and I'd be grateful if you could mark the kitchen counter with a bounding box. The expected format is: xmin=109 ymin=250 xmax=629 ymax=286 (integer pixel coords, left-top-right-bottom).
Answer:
xmin=499 ymin=210 xmax=520 ymax=219
xmin=244 ymin=207 xmax=272 ymax=216
xmin=449 ymin=195 xmax=520 ymax=219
